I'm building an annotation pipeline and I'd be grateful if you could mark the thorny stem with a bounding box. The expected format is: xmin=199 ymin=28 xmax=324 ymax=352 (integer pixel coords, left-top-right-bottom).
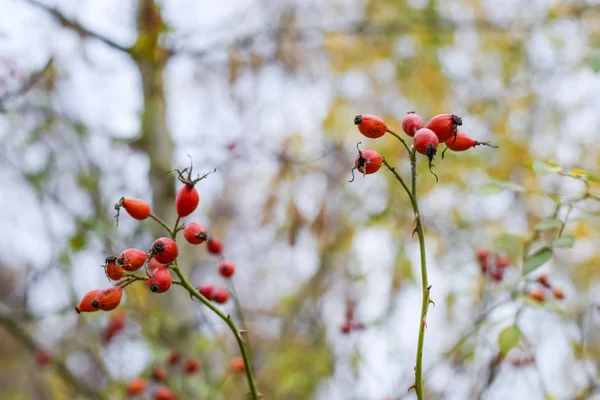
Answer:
xmin=170 ymin=261 xmax=259 ymax=400
xmin=228 ymin=279 xmax=254 ymax=360
xmin=149 ymin=213 xmax=173 ymax=237
xmin=383 ymin=144 xmax=430 ymax=400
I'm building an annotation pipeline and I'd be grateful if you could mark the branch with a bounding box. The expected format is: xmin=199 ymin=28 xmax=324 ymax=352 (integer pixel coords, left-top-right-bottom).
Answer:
xmin=23 ymin=0 xmax=131 ymax=55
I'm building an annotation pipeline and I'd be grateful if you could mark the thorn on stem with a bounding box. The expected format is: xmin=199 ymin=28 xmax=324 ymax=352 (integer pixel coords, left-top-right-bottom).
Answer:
xmin=408 ymin=383 xmax=417 ymax=393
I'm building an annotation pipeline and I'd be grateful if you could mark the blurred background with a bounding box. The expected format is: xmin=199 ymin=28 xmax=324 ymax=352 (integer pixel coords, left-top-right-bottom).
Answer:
xmin=1 ymin=0 xmax=600 ymax=399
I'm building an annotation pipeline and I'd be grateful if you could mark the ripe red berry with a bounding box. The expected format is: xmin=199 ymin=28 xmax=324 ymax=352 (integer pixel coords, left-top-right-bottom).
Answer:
xmin=490 ymin=268 xmax=504 ymax=282
xmin=103 ymin=311 xmax=127 ymax=342
xmin=198 ymin=284 xmax=215 ymax=300
xmin=148 ymin=267 xmax=172 ymax=293
xmin=528 ymin=289 xmax=545 ymax=302
xmin=354 ymin=114 xmax=387 ymax=139
xmin=117 ymin=197 xmax=151 ymax=220
xmin=182 ymin=358 xmax=201 ymax=374
xmin=340 ymin=321 xmax=352 ymax=334
xmin=230 ymin=356 xmax=245 ymax=374
xmin=476 ymin=249 xmax=489 ymax=261
xmin=117 ymin=248 xmax=148 ymax=272
xmin=151 ymin=238 xmax=179 ymax=264
xmin=354 ymin=148 xmax=382 ymax=175
xmin=104 ymin=256 xmax=124 ymax=281
xmin=183 ymin=222 xmax=208 ymax=244
xmin=218 ymin=260 xmax=236 ymax=278
xmin=444 ymin=130 xmax=497 ymax=152
xmin=176 ymin=185 xmax=199 ymax=217
xmin=75 ymin=289 xmax=101 ymax=313
xmin=95 ymin=286 xmax=123 ymax=311
xmin=126 ymin=378 xmax=146 ymax=396
xmin=36 ymin=347 xmax=52 ymax=367
xmin=206 ymin=237 xmax=223 ymax=255
xmin=154 ymin=386 xmax=177 ymax=400
xmin=152 ymin=367 xmax=167 ymax=382
xmin=552 ymin=287 xmax=565 ymax=300
xmin=401 ymin=112 xmax=424 ymax=137
xmin=212 ymin=287 xmax=229 ymax=304
xmin=496 ymin=256 xmax=510 ymax=269
xmin=166 ymin=351 xmax=180 ymax=366
xmin=425 ymin=113 xmax=462 ymax=143
xmin=413 ymin=128 xmax=439 ymax=181
xmin=536 ymin=274 xmax=551 ymax=288
xmin=148 ymin=258 xmax=165 ymax=272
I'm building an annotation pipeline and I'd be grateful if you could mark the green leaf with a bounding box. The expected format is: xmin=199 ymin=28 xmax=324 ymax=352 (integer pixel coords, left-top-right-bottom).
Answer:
xmin=498 ymin=325 xmax=522 ymax=356
xmin=532 ymin=160 xmax=561 ymax=176
xmin=471 ymin=180 xmax=526 ymax=195
xmin=535 ymin=219 xmax=563 ymax=230
xmin=569 ymin=169 xmax=600 ymax=182
xmin=552 ymin=235 xmax=575 ymax=249
xmin=523 ymin=247 xmax=553 ymax=274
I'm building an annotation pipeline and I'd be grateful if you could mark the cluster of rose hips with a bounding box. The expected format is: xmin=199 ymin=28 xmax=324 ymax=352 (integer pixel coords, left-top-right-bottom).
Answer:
xmin=339 ymin=301 xmax=366 ymax=335
xmin=351 ymin=112 xmax=497 ymax=181
xmin=75 ymin=164 xmax=232 ymax=313
xmin=476 ymin=249 xmax=511 ymax=282
xmin=527 ymin=274 xmax=565 ymax=303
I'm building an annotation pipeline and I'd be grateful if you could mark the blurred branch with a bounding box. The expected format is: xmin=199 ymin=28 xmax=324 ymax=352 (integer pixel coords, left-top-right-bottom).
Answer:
xmin=0 ymin=58 xmax=53 ymax=111
xmin=0 ymin=312 xmax=106 ymax=400
xmin=22 ymin=0 xmax=131 ymax=55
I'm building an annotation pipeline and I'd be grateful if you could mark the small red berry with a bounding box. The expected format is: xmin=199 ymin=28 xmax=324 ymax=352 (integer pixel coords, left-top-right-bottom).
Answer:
xmin=552 ymin=287 xmax=565 ymax=300
xmin=198 ymin=284 xmax=215 ymax=300
xmin=148 ymin=258 xmax=165 ymax=271
xmin=528 ymin=289 xmax=545 ymax=302
xmin=230 ymin=356 xmax=245 ymax=374
xmin=148 ymin=267 xmax=172 ymax=293
xmin=425 ymin=113 xmax=462 ymax=142
xmin=117 ymin=248 xmax=148 ymax=272
xmin=206 ymin=237 xmax=223 ymax=255
xmin=218 ymin=260 xmax=236 ymax=278
xmin=212 ymin=287 xmax=229 ymax=304
xmin=354 ymin=114 xmax=387 ymax=139
xmin=354 ymin=148 xmax=382 ymax=175
xmin=126 ymin=378 xmax=146 ymax=396
xmin=536 ymin=274 xmax=551 ymax=289
xmin=490 ymin=268 xmax=503 ymax=282
xmin=154 ymin=386 xmax=177 ymax=400
xmin=183 ymin=358 xmax=201 ymax=374
xmin=152 ymin=367 xmax=167 ymax=382
xmin=103 ymin=311 xmax=127 ymax=342
xmin=75 ymin=289 xmax=101 ymax=313
xmin=496 ymin=256 xmax=510 ymax=269
xmin=117 ymin=197 xmax=151 ymax=220
xmin=444 ymin=130 xmax=497 ymax=152
xmin=151 ymin=238 xmax=179 ymax=264
xmin=166 ymin=351 xmax=180 ymax=366
xmin=401 ymin=112 xmax=424 ymax=137
xmin=95 ymin=286 xmax=123 ymax=311
xmin=413 ymin=128 xmax=439 ymax=181
xmin=36 ymin=347 xmax=52 ymax=367
xmin=340 ymin=321 xmax=352 ymax=334
xmin=183 ymin=222 xmax=208 ymax=244
xmin=476 ymin=249 xmax=489 ymax=261
xmin=105 ymin=256 xmax=124 ymax=281
xmin=176 ymin=185 xmax=199 ymax=217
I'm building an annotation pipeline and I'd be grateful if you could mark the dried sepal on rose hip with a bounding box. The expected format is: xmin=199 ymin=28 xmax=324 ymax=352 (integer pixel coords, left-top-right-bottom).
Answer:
xmin=114 ymin=197 xmax=151 ymax=226
xmin=401 ymin=112 xmax=424 ymax=137
xmin=151 ymin=238 xmax=179 ymax=264
xmin=117 ymin=248 xmax=148 ymax=272
xmin=348 ymin=142 xmax=382 ymax=182
xmin=354 ymin=114 xmax=387 ymax=139
xmin=104 ymin=256 xmax=124 ymax=281
xmin=425 ymin=113 xmax=462 ymax=143
xmin=75 ymin=289 xmax=102 ymax=313
xmin=442 ymin=130 xmax=497 ymax=158
xmin=218 ymin=260 xmax=236 ymax=278
xmin=413 ymin=128 xmax=439 ymax=182
xmin=183 ymin=222 xmax=208 ymax=244
xmin=173 ymin=159 xmax=217 ymax=217
xmin=147 ymin=267 xmax=172 ymax=293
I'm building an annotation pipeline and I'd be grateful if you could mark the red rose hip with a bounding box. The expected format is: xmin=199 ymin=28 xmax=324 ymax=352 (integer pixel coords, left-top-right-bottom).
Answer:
xmin=444 ymin=130 xmax=498 ymax=152
xmin=218 ymin=260 xmax=236 ymax=278
xmin=425 ymin=113 xmax=462 ymax=142
xmin=151 ymin=238 xmax=178 ymax=264
xmin=148 ymin=267 xmax=172 ymax=293
xmin=413 ymin=128 xmax=440 ymax=181
xmin=198 ymin=284 xmax=215 ymax=300
xmin=75 ymin=289 xmax=101 ymax=313
xmin=354 ymin=114 xmax=387 ymax=139
xmin=206 ymin=237 xmax=223 ymax=255
xmin=117 ymin=248 xmax=148 ymax=272
xmin=183 ymin=222 xmax=208 ymax=244
xmin=116 ymin=197 xmax=151 ymax=220
xmin=401 ymin=112 xmax=424 ymax=137
xmin=354 ymin=148 xmax=382 ymax=175
xmin=212 ymin=287 xmax=229 ymax=304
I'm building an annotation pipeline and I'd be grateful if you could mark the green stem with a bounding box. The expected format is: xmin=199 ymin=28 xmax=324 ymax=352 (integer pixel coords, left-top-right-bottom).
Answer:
xmin=228 ymin=279 xmax=253 ymax=360
xmin=170 ymin=261 xmax=259 ymax=400
xmin=149 ymin=213 xmax=173 ymax=236
xmin=171 ymin=216 xmax=181 ymax=240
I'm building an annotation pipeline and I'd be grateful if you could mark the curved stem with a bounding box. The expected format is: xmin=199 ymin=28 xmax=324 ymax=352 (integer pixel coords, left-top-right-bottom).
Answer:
xmin=171 ymin=216 xmax=181 ymax=240
xmin=387 ymin=129 xmax=412 ymax=155
xmin=170 ymin=261 xmax=259 ymax=400
xmin=149 ymin=213 xmax=173 ymax=236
